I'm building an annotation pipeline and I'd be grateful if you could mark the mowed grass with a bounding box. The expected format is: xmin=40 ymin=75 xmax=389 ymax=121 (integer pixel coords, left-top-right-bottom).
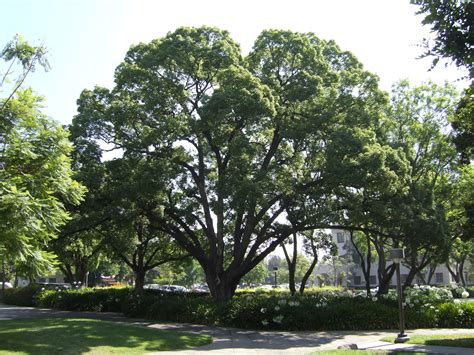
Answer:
xmin=0 ymin=317 xmax=212 ymax=354
xmin=381 ymin=333 xmax=474 ymax=348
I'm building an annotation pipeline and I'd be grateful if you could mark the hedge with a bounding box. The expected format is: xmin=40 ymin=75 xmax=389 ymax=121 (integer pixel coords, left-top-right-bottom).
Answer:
xmin=2 ymin=287 xmax=469 ymax=330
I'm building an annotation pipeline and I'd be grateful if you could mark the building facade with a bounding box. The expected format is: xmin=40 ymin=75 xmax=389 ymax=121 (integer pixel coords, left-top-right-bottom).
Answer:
xmin=314 ymin=230 xmax=472 ymax=288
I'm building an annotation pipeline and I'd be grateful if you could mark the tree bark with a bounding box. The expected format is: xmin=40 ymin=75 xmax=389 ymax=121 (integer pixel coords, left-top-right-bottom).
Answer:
xmin=206 ymin=273 xmax=238 ymax=302
xmin=299 ymin=257 xmax=318 ymax=295
xmin=282 ymin=233 xmax=297 ymax=296
xmin=134 ymin=268 xmax=146 ymax=291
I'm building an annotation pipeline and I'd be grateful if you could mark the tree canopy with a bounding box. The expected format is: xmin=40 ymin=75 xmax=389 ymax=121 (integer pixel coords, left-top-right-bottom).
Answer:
xmin=72 ymin=26 xmax=399 ymax=301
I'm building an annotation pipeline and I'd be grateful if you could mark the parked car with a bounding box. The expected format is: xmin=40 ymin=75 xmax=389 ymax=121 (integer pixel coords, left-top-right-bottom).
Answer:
xmin=161 ymin=285 xmax=189 ymax=293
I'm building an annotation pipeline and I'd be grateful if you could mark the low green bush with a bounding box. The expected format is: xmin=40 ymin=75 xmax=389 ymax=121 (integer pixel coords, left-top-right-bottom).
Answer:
xmin=9 ymin=285 xmax=474 ymax=331
xmin=2 ymin=284 xmax=45 ymax=306
xmin=437 ymin=301 xmax=474 ymax=328
xmin=37 ymin=287 xmax=129 ymax=312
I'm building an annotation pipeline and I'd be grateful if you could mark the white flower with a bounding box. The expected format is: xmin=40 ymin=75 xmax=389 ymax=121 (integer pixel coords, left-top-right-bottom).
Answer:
xmin=260 ymin=307 xmax=267 ymax=314
xmin=372 ymin=297 xmax=377 ymax=302
xmin=274 ymin=306 xmax=280 ymax=311
xmin=261 ymin=319 xmax=269 ymax=325
xmin=461 ymin=291 xmax=469 ymax=299
xmin=273 ymin=315 xmax=284 ymax=324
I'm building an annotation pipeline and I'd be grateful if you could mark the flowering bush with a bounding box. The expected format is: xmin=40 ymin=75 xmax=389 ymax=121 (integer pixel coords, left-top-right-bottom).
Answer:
xmin=4 ymin=285 xmax=473 ymax=330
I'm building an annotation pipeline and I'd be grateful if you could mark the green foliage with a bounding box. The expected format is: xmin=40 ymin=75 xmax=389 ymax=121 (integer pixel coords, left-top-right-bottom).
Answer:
xmin=2 ymin=284 xmax=44 ymax=306
xmin=1 ymin=36 xmax=85 ymax=280
xmin=437 ymin=301 xmax=474 ymax=328
xmin=73 ymin=26 xmax=394 ymax=301
xmin=240 ymin=261 xmax=268 ymax=285
xmin=21 ymin=286 xmax=472 ymax=331
xmin=0 ymin=34 xmax=50 ymax=115
xmin=36 ymin=287 xmax=129 ymax=312
xmin=451 ymin=86 xmax=474 ymax=162
xmin=413 ymin=0 xmax=473 ymax=75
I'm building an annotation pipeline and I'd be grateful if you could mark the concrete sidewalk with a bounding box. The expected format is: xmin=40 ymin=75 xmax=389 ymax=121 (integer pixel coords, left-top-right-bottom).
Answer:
xmin=1 ymin=303 xmax=473 ymax=354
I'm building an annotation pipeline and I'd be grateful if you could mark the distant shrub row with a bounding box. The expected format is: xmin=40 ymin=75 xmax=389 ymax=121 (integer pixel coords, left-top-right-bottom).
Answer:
xmin=3 ymin=284 xmax=473 ymax=330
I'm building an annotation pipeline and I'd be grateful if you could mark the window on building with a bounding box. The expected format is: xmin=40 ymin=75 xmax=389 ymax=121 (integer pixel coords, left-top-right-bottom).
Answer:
xmin=49 ymin=278 xmax=57 ymax=283
xmin=369 ymin=275 xmax=377 ymax=284
xmin=352 ymin=253 xmax=361 ymax=263
xmin=336 ymin=232 xmax=344 ymax=243
xmin=39 ymin=278 xmax=46 ymax=283
xmin=401 ymin=274 xmax=408 ymax=283
xmin=435 ymin=273 xmax=444 ymax=283
xmin=354 ymin=276 xmax=361 ymax=285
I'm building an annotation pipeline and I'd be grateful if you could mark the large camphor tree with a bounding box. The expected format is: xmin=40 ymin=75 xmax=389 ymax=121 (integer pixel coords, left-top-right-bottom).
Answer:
xmin=73 ymin=27 xmax=399 ymax=301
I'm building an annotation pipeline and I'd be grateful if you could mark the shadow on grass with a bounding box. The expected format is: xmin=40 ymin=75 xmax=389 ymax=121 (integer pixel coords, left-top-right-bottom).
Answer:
xmin=422 ymin=338 xmax=474 ymax=348
xmin=0 ymin=317 xmax=211 ymax=353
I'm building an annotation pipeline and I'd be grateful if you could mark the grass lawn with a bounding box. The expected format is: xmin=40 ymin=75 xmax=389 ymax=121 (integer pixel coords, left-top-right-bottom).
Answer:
xmin=0 ymin=317 xmax=212 ymax=354
xmin=381 ymin=333 xmax=474 ymax=348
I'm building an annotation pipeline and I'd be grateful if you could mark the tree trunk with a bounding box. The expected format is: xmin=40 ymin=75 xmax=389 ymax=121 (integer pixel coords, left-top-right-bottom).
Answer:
xmin=282 ymin=235 xmax=297 ymax=296
xmin=377 ymin=264 xmax=396 ymax=295
xmin=364 ymin=231 xmax=372 ymax=296
xmin=427 ymin=264 xmax=436 ymax=284
xmin=446 ymin=263 xmax=461 ymax=284
xmin=134 ymin=268 xmax=146 ymax=292
xmin=403 ymin=255 xmax=430 ymax=288
xmin=1 ymin=256 xmax=5 ymax=296
xmin=299 ymin=256 xmax=318 ymax=295
xmin=349 ymin=231 xmax=371 ymax=295
xmin=459 ymin=258 xmax=466 ymax=286
xmin=206 ymin=274 xmax=238 ymax=302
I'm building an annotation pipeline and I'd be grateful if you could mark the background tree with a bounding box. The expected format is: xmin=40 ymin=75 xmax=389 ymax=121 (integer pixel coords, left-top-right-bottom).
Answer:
xmin=412 ymin=0 xmax=473 ymax=162
xmin=388 ymin=80 xmax=459 ymax=288
xmin=73 ymin=26 xmax=390 ymax=301
xmin=348 ymin=230 xmax=378 ymax=296
xmin=99 ymin=158 xmax=190 ymax=291
xmin=282 ymin=229 xmax=335 ymax=295
xmin=240 ymin=260 xmax=267 ymax=285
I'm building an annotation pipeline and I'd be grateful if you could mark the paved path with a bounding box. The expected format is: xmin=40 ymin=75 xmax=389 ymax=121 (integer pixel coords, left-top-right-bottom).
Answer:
xmin=1 ymin=303 xmax=474 ymax=354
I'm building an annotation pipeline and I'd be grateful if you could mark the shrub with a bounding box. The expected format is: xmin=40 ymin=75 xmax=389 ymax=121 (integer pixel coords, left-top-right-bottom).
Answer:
xmin=465 ymin=286 xmax=474 ymax=298
xmin=37 ymin=287 xmax=129 ymax=312
xmin=437 ymin=301 xmax=474 ymax=328
xmin=14 ymin=285 xmax=474 ymax=331
xmin=2 ymin=284 xmax=45 ymax=306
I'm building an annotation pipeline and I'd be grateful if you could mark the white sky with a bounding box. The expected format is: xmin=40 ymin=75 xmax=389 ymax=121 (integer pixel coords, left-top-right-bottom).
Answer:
xmin=1 ymin=0 xmax=469 ymax=125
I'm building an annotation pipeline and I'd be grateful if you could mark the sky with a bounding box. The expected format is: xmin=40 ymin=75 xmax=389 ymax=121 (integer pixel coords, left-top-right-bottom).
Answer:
xmin=1 ymin=0 xmax=469 ymax=125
